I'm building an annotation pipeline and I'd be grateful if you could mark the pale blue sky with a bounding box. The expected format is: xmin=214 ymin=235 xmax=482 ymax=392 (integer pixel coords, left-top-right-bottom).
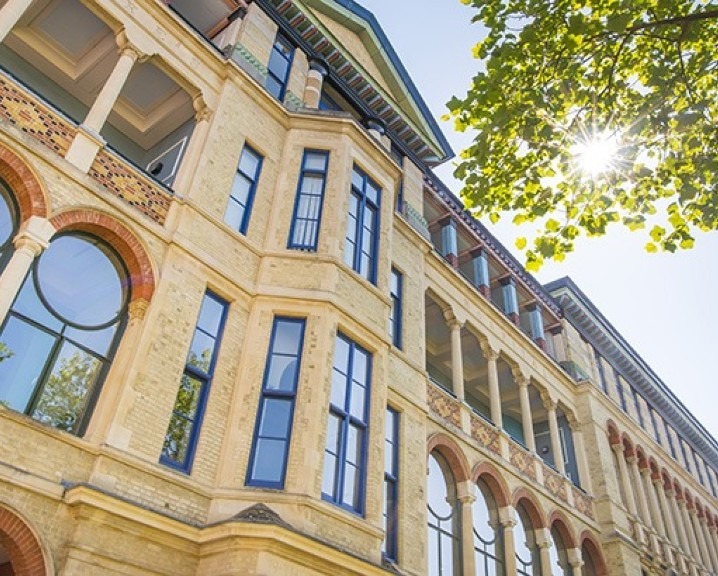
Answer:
xmin=357 ymin=0 xmax=718 ymax=439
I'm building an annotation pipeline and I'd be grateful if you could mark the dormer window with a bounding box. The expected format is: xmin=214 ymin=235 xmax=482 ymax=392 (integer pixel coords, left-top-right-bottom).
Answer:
xmin=266 ymin=32 xmax=294 ymax=100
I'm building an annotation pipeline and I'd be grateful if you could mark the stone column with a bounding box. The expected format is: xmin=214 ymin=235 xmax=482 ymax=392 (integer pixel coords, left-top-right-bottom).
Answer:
xmin=669 ymin=488 xmax=692 ymax=560
xmin=303 ymin=57 xmax=329 ymax=108
xmin=171 ymin=101 xmax=212 ymax=196
xmin=66 ymin=42 xmax=143 ymax=172
xmin=655 ymin=477 xmax=679 ymax=567
xmin=536 ymin=527 xmax=552 ymax=575
xmin=568 ymin=416 xmax=592 ymax=492
xmin=0 ymin=0 xmax=34 ymax=43
xmin=699 ymin=514 xmax=718 ymax=573
xmin=690 ymin=509 xmax=712 ymax=572
xmin=568 ymin=547 xmax=584 ymax=576
xmin=641 ymin=467 xmax=667 ymax=561
xmin=679 ymin=498 xmax=702 ymax=564
xmin=516 ymin=374 xmax=536 ymax=452
xmin=85 ymin=298 xmax=149 ymax=445
xmin=457 ymin=481 xmax=477 ymax=576
xmin=481 ymin=342 xmax=503 ymax=429
xmin=0 ymin=216 xmax=55 ymax=324
xmin=628 ymin=456 xmax=657 ymax=551
xmin=448 ymin=319 xmax=465 ymax=402
xmin=545 ymin=398 xmax=566 ymax=474
xmin=498 ymin=507 xmax=518 ymax=575
xmin=709 ymin=524 xmax=718 ymax=574
xmin=612 ymin=443 xmax=644 ymax=544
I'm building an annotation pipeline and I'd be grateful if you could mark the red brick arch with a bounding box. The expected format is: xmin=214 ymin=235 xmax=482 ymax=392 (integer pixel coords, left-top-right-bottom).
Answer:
xmin=472 ymin=461 xmax=510 ymax=508
xmin=49 ymin=209 xmax=155 ymax=302
xmin=0 ymin=506 xmax=48 ymax=576
xmin=512 ymin=487 xmax=546 ymax=529
xmin=427 ymin=433 xmax=470 ymax=483
xmin=580 ymin=531 xmax=608 ymax=576
xmin=548 ymin=510 xmax=577 ymax=548
xmin=0 ymin=145 xmax=48 ymax=222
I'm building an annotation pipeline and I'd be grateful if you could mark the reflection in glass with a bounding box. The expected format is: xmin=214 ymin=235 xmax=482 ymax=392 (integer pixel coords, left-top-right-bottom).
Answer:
xmin=0 ymin=233 xmax=127 ymax=435
xmin=549 ymin=526 xmax=573 ymax=576
xmin=474 ymin=480 xmax=505 ymax=576
xmin=0 ymin=182 xmax=18 ymax=270
xmin=515 ymin=505 xmax=540 ymax=576
xmin=428 ymin=453 xmax=460 ymax=576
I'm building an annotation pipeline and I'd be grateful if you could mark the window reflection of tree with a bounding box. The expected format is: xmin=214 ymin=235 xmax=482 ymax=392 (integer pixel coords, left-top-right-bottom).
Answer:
xmin=428 ymin=453 xmax=461 ymax=576
xmin=0 ymin=233 xmax=128 ymax=435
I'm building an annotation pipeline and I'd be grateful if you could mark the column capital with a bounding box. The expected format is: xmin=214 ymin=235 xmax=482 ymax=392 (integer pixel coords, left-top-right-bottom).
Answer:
xmin=512 ymin=367 xmax=529 ymax=387
xmin=542 ymin=392 xmax=558 ymax=412
xmin=114 ymin=30 xmax=145 ymax=61
xmin=128 ymin=298 xmax=150 ymax=320
xmin=480 ymin=340 xmax=499 ymax=362
xmin=498 ymin=505 xmax=516 ymax=527
xmin=611 ymin=442 xmax=624 ymax=455
xmin=14 ymin=215 xmax=55 ymax=252
xmin=567 ymin=547 xmax=584 ymax=568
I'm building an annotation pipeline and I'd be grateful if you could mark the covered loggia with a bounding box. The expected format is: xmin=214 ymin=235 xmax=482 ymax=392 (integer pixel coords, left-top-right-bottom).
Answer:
xmin=0 ymin=0 xmax=199 ymax=186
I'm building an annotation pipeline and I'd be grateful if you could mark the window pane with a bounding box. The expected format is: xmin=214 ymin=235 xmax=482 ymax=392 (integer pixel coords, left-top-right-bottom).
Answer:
xmin=268 ymin=49 xmax=290 ymax=79
xmin=36 ymin=236 xmax=125 ymax=327
xmin=265 ymin=355 xmax=299 ymax=392
xmin=259 ymin=398 xmax=292 ymax=438
xmin=230 ymin=173 xmax=252 ymax=205
xmin=251 ymin=438 xmax=287 ymax=483
xmin=13 ymin=274 xmax=62 ymax=331
xmin=322 ymin=452 xmax=337 ymax=496
xmin=31 ymin=342 xmax=102 ymax=433
xmin=239 ymin=148 xmax=261 ymax=177
xmin=273 ymin=321 xmax=303 ymax=355
xmin=0 ymin=185 xmax=15 ymax=248
xmin=346 ymin=423 xmax=361 ymax=464
xmin=197 ymin=295 xmax=225 ymax=336
xmin=350 ymin=382 xmax=365 ymax=420
xmin=174 ymin=374 xmax=203 ymax=418
xmin=266 ymin=76 xmax=283 ymax=99
xmin=0 ymin=316 xmax=56 ymax=412
xmin=162 ymin=412 xmax=193 ymax=464
xmin=224 ymin=198 xmax=246 ymax=231
xmin=331 ymin=369 xmax=347 ymax=407
xmin=305 ymin=152 xmax=327 ymax=171
xmin=64 ymin=324 xmax=116 ymax=357
xmin=334 ymin=337 xmax=350 ymax=372
xmin=188 ymin=330 xmax=216 ymax=373
xmin=342 ymin=463 xmax=358 ymax=507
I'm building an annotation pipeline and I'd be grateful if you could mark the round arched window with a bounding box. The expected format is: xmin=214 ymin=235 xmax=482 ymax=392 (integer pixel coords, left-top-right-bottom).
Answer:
xmin=0 ymin=233 xmax=129 ymax=434
xmin=0 ymin=181 xmax=18 ymax=272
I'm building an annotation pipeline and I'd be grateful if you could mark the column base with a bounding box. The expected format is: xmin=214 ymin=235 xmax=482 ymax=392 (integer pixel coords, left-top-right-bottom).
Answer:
xmin=65 ymin=124 xmax=105 ymax=173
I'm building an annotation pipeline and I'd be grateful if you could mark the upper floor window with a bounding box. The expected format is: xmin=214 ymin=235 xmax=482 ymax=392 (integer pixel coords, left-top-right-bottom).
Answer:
xmin=322 ymin=333 xmax=371 ymax=514
xmin=514 ymin=504 xmax=541 ymax=576
xmin=225 ymin=145 xmax=263 ymax=234
xmin=593 ymin=350 xmax=608 ymax=394
xmin=649 ymin=407 xmax=661 ymax=445
xmin=0 ymin=233 xmax=128 ymax=435
xmin=389 ymin=268 xmax=402 ymax=349
xmin=548 ymin=526 xmax=572 ymax=576
xmin=161 ymin=291 xmax=228 ymax=472
xmin=288 ymin=150 xmax=329 ymax=251
xmin=266 ymin=32 xmax=294 ymax=100
xmin=0 ymin=181 xmax=18 ymax=273
xmin=613 ymin=368 xmax=627 ymax=411
xmin=428 ymin=452 xmax=460 ymax=575
xmin=344 ymin=166 xmax=380 ymax=284
xmin=663 ymin=419 xmax=677 ymax=460
xmin=631 ymin=388 xmax=644 ymax=428
xmin=247 ymin=317 xmax=306 ymax=488
xmin=383 ymin=407 xmax=399 ymax=561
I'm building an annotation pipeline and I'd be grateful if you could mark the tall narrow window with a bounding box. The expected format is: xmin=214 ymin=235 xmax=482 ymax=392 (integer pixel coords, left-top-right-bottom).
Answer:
xmin=613 ymin=368 xmax=627 ymax=411
xmin=428 ymin=453 xmax=460 ymax=575
xmin=389 ymin=268 xmax=402 ymax=349
xmin=664 ymin=419 xmax=677 ymax=459
xmin=225 ymin=145 xmax=263 ymax=234
xmin=680 ymin=440 xmax=692 ymax=472
xmin=549 ymin=526 xmax=574 ymax=576
xmin=322 ymin=333 xmax=371 ymax=514
xmin=344 ymin=166 xmax=381 ymax=283
xmin=161 ymin=291 xmax=227 ymax=472
xmin=649 ymin=407 xmax=661 ymax=445
xmin=473 ymin=479 xmax=505 ymax=576
xmin=514 ymin=504 xmax=541 ymax=576
xmin=383 ymin=407 xmax=399 ymax=561
xmin=266 ymin=32 xmax=294 ymax=100
xmin=694 ymin=452 xmax=705 ymax=485
xmin=632 ymin=388 xmax=645 ymax=428
xmin=288 ymin=150 xmax=329 ymax=250
xmin=0 ymin=233 xmax=128 ymax=435
xmin=593 ymin=350 xmax=608 ymax=394
xmin=246 ymin=317 xmax=305 ymax=487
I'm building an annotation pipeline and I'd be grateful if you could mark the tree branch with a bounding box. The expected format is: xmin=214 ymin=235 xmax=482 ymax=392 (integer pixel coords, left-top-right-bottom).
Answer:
xmin=628 ymin=9 xmax=718 ymax=33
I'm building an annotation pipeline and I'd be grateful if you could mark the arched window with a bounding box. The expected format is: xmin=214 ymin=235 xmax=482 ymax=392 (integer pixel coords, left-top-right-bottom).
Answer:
xmin=549 ymin=525 xmax=573 ymax=576
xmin=473 ymin=478 xmax=505 ymax=575
xmin=428 ymin=452 xmax=461 ymax=575
xmin=514 ymin=504 xmax=541 ymax=576
xmin=0 ymin=180 xmax=19 ymax=273
xmin=0 ymin=233 xmax=129 ymax=435
xmin=581 ymin=541 xmax=599 ymax=576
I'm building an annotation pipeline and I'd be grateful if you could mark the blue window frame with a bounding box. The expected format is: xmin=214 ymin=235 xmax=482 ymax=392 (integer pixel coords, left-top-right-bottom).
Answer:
xmin=632 ymin=388 xmax=644 ymax=428
xmin=344 ymin=166 xmax=381 ymax=284
xmin=266 ymin=33 xmax=294 ymax=100
xmin=246 ymin=317 xmax=306 ymax=488
xmin=161 ymin=291 xmax=227 ymax=472
xmin=680 ymin=440 xmax=692 ymax=472
xmin=613 ymin=368 xmax=627 ymax=411
xmin=288 ymin=150 xmax=329 ymax=250
xmin=694 ymin=452 xmax=705 ymax=485
xmin=322 ymin=333 xmax=372 ymax=514
xmin=594 ymin=350 xmax=608 ymax=394
xmin=389 ymin=268 xmax=402 ymax=349
xmin=649 ymin=407 xmax=661 ymax=444
xmin=383 ymin=407 xmax=399 ymax=561
xmin=664 ymin=419 xmax=677 ymax=460
xmin=225 ymin=145 xmax=263 ymax=234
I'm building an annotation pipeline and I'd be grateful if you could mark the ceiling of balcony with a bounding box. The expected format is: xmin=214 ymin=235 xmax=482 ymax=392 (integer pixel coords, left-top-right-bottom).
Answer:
xmin=6 ymin=0 xmax=194 ymax=149
xmin=169 ymin=0 xmax=240 ymax=37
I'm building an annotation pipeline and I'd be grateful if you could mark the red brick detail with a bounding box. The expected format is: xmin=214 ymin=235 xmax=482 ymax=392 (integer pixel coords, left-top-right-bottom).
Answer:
xmin=0 ymin=74 xmax=76 ymax=158
xmin=49 ymin=210 xmax=155 ymax=302
xmin=426 ymin=382 xmax=461 ymax=429
xmin=509 ymin=443 xmax=538 ymax=482
xmin=469 ymin=412 xmax=500 ymax=455
xmin=512 ymin=487 xmax=547 ymax=528
xmin=471 ymin=462 xmax=510 ymax=508
xmin=548 ymin=510 xmax=578 ymax=548
xmin=580 ymin=531 xmax=609 ymax=576
xmin=0 ymin=144 xmax=47 ymax=222
xmin=88 ymin=149 xmax=172 ymax=225
xmin=0 ymin=508 xmax=46 ymax=576
xmin=427 ymin=433 xmax=470 ymax=483
xmin=0 ymin=562 xmax=14 ymax=575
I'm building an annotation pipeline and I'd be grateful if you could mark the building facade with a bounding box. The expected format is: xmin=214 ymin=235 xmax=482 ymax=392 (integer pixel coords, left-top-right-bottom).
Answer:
xmin=0 ymin=0 xmax=714 ymax=574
